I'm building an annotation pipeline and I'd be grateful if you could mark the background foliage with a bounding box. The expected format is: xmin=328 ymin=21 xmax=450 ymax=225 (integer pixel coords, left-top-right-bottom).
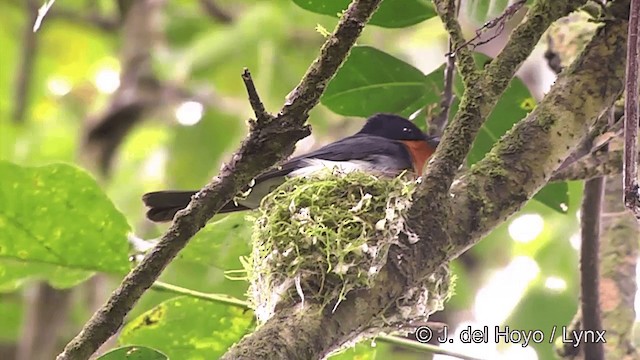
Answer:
xmin=0 ymin=0 xmax=594 ymax=359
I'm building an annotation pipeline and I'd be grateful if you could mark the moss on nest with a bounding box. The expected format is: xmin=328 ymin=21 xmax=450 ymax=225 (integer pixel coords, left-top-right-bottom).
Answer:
xmin=244 ymin=169 xmax=420 ymax=323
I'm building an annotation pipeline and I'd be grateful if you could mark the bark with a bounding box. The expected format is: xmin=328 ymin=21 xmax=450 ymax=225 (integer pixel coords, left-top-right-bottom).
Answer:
xmin=599 ymin=175 xmax=638 ymax=358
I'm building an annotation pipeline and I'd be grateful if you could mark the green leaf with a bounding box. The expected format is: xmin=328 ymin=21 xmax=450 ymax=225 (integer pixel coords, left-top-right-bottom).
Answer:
xmin=0 ymin=295 xmax=23 ymax=341
xmin=293 ymin=0 xmax=436 ymax=28
xmin=322 ymin=46 xmax=443 ymax=117
xmin=179 ymin=213 xmax=252 ymax=269
xmin=0 ymin=161 xmax=131 ymax=290
xmin=97 ymin=346 xmax=168 ymax=360
xmin=119 ymin=297 xmax=254 ymax=359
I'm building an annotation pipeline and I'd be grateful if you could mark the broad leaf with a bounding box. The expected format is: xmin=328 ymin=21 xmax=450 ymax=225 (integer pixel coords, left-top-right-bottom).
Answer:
xmin=293 ymin=0 xmax=436 ymax=28
xmin=119 ymin=297 xmax=254 ymax=359
xmin=322 ymin=46 xmax=442 ymax=117
xmin=0 ymin=161 xmax=130 ymax=289
xmin=179 ymin=213 xmax=252 ymax=269
xmin=97 ymin=346 xmax=168 ymax=360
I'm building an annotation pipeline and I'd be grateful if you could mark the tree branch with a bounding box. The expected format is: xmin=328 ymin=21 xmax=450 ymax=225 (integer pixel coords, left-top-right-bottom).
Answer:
xmin=451 ymin=0 xmax=527 ymax=54
xmin=433 ymin=0 xmax=478 ymax=87
xmin=580 ymin=176 xmax=606 ymax=360
xmin=429 ymin=0 xmax=460 ymax=136
xmin=624 ymin=0 xmax=640 ymax=216
xmin=409 ymin=0 xmax=588 ymax=254
xmin=56 ymin=1 xmax=382 ymax=359
xmin=598 ymin=174 xmax=639 ymax=358
xmin=241 ymin=68 xmax=272 ymax=123
xmin=428 ymin=39 xmax=456 ymax=136
xmin=551 ymin=150 xmax=623 ymax=182
xmin=446 ymin=0 xmax=628 ymax=256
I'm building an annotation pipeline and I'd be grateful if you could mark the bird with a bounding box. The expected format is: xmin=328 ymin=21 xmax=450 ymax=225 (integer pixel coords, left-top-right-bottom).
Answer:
xmin=142 ymin=113 xmax=440 ymax=222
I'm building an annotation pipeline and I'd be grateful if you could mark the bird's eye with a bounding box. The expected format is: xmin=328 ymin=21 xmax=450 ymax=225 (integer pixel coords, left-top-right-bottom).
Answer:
xmin=402 ymin=127 xmax=411 ymax=132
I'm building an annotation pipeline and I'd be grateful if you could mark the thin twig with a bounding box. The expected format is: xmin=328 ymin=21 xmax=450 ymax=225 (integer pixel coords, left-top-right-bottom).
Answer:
xmin=56 ymin=1 xmax=381 ymax=359
xmin=151 ymin=281 xmax=249 ymax=309
xmin=241 ymin=68 xmax=272 ymax=124
xmin=623 ymin=0 xmax=640 ymax=216
xmin=32 ymin=0 xmax=56 ymax=32
xmin=449 ymin=0 xmax=527 ymax=55
xmin=416 ymin=0 xmax=587 ymax=205
xmin=429 ymin=0 xmax=459 ymax=136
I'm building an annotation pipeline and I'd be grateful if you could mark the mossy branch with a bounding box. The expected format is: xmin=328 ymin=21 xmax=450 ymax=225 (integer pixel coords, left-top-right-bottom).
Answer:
xmin=56 ymin=1 xmax=382 ymax=359
xmin=483 ymin=0 xmax=588 ymax=98
xmin=598 ymin=175 xmax=639 ymax=358
xmin=551 ymin=150 xmax=624 ymax=182
xmin=433 ymin=0 xmax=478 ymax=86
xmin=417 ymin=0 xmax=587 ymax=212
xmin=446 ymin=4 xmax=629 ymax=252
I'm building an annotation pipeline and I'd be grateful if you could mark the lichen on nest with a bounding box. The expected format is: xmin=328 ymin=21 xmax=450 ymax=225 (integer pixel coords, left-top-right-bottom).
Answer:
xmin=243 ymin=168 xmax=426 ymax=323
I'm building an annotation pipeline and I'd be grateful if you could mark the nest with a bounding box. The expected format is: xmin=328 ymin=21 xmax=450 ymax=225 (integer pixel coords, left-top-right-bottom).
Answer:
xmin=243 ymin=169 xmax=450 ymax=324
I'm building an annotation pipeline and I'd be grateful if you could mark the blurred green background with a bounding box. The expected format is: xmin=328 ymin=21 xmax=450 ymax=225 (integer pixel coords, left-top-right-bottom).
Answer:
xmin=0 ymin=0 xmax=601 ymax=359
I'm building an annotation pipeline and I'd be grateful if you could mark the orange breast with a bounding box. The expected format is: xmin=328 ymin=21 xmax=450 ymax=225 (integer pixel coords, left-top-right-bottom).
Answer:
xmin=401 ymin=140 xmax=436 ymax=175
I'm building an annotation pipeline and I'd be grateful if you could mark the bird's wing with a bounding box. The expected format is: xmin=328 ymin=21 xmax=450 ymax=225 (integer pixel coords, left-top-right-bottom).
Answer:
xmin=254 ymin=134 xmax=413 ymax=183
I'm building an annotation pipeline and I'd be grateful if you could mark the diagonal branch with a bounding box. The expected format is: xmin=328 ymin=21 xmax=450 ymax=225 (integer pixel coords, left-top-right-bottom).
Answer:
xmin=409 ymin=0 xmax=588 ymax=249
xmin=481 ymin=0 xmax=584 ymax=97
xmin=550 ymin=150 xmax=623 ymax=182
xmin=446 ymin=2 xmax=628 ymax=256
xmin=241 ymin=68 xmax=272 ymax=123
xmin=429 ymin=0 xmax=460 ymax=136
xmin=56 ymin=1 xmax=382 ymax=359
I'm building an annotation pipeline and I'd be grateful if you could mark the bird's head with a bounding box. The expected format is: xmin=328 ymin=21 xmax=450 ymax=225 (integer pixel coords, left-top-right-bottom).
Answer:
xmin=358 ymin=113 xmax=440 ymax=148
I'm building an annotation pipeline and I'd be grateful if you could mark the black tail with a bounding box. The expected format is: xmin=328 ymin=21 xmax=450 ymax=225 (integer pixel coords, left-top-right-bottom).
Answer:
xmin=142 ymin=190 xmax=249 ymax=222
